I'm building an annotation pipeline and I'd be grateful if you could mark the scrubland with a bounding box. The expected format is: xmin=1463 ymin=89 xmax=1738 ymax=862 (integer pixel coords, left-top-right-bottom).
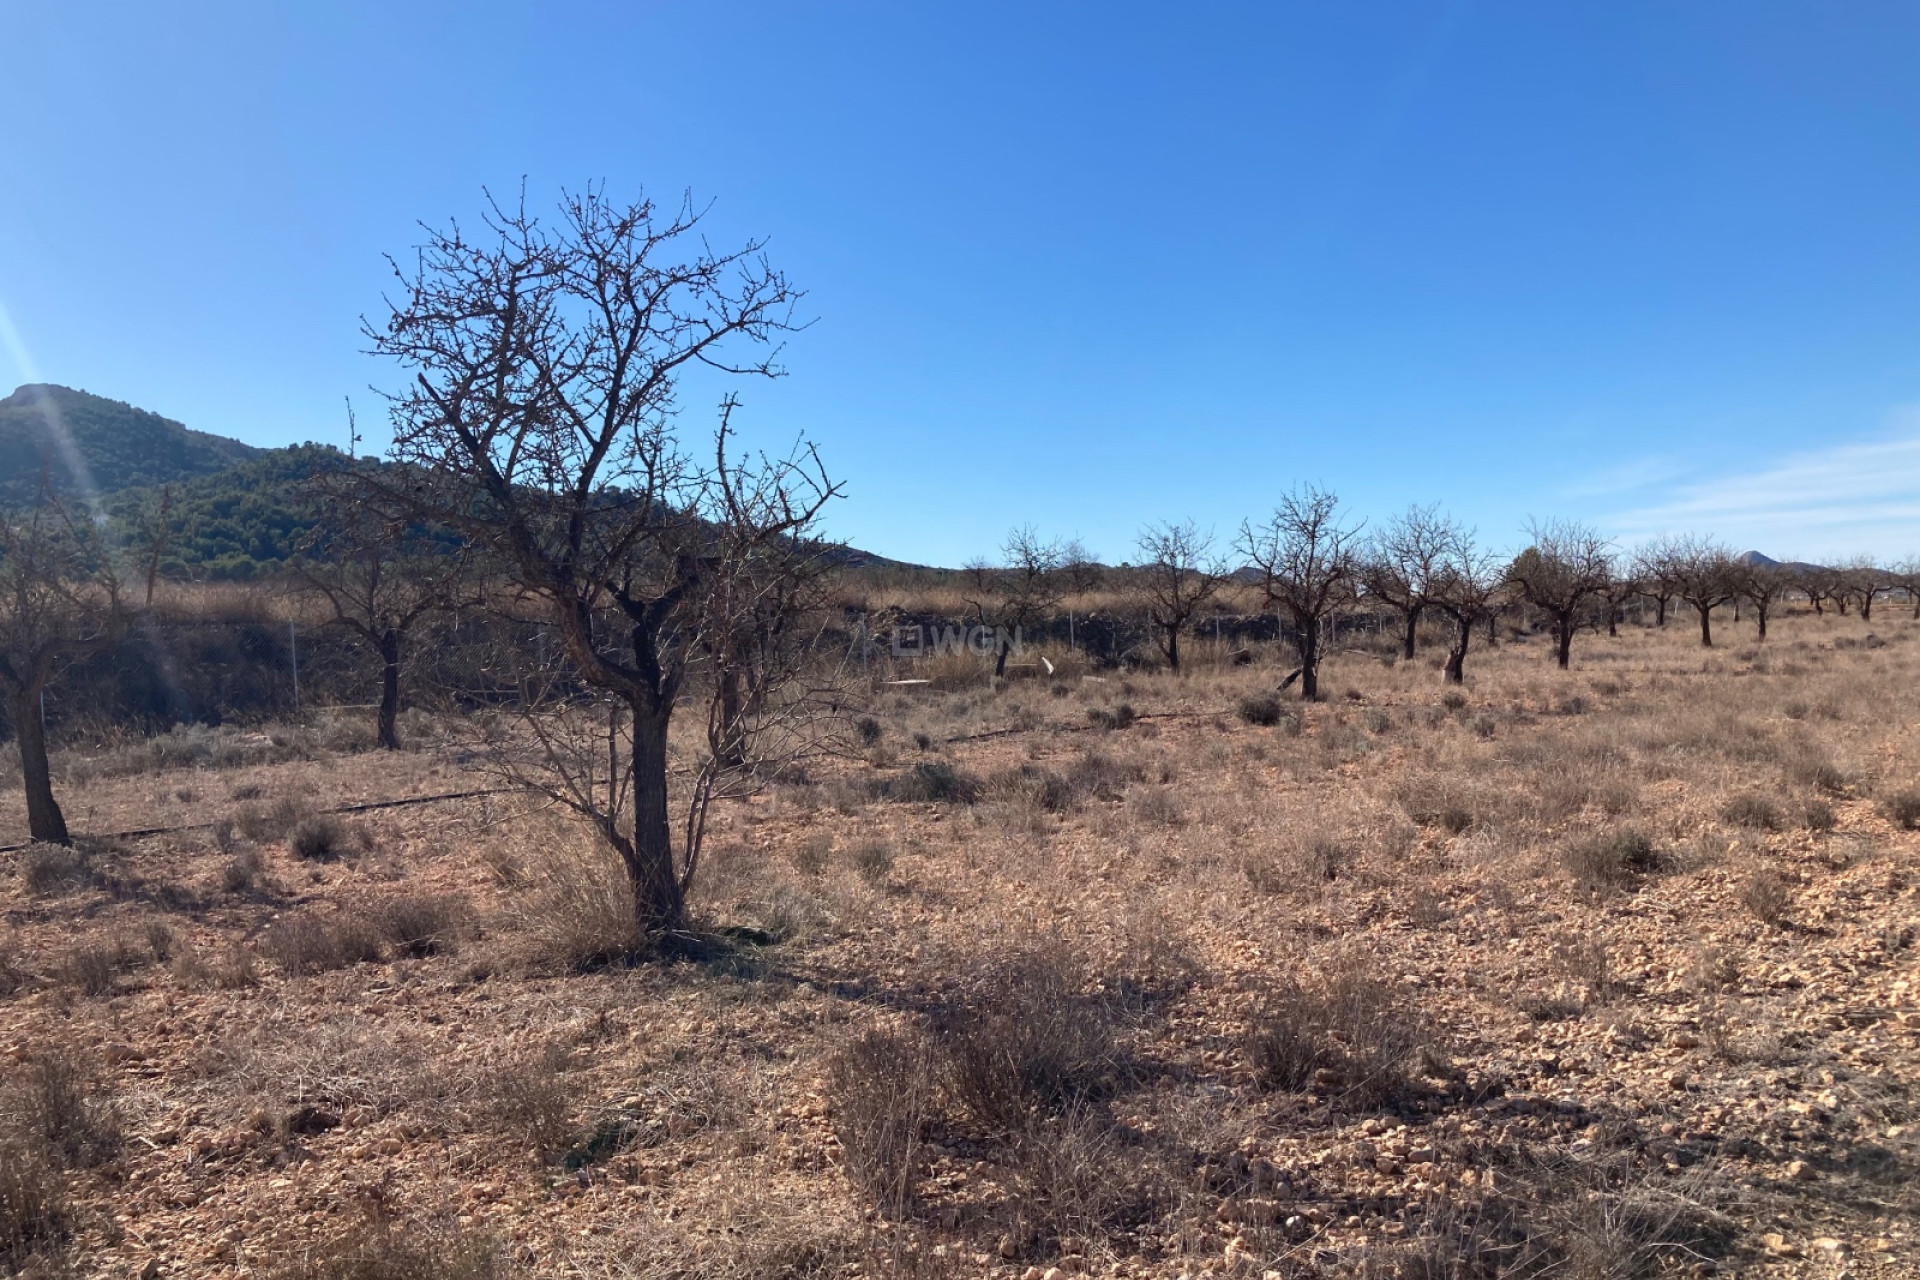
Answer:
xmin=1 ymin=610 xmax=1916 ymax=1279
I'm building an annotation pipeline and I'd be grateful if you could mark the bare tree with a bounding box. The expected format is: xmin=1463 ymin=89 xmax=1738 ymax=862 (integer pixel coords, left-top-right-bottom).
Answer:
xmin=1796 ymin=564 xmax=1837 ymax=616
xmin=966 ymin=526 xmax=1063 ymax=677
xmin=1430 ymin=528 xmax=1502 ymax=684
xmin=1841 ymin=558 xmax=1887 ymax=621
xmin=1057 ymin=537 xmax=1105 ymax=597
xmin=1361 ymin=503 xmax=1452 ymax=660
xmin=1893 ymin=557 xmax=1920 ymax=621
xmin=366 ymin=184 xmax=838 ymax=936
xmin=0 ymin=490 xmax=129 ymax=843
xmin=291 ymin=481 xmax=466 ymax=750
xmin=1238 ymin=486 xmax=1362 ymax=700
xmin=1738 ymin=559 xmax=1789 ymax=641
xmin=1598 ymin=564 xmax=1643 ymax=637
xmin=1632 ymin=537 xmax=1683 ymax=627
xmin=1133 ymin=520 xmax=1226 ymax=673
xmin=1669 ymin=538 xmax=1741 ymax=647
xmin=1504 ymin=519 xmax=1613 ymax=669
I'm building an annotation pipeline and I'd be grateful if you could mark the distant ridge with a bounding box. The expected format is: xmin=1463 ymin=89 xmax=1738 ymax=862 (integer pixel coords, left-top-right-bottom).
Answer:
xmin=1736 ymin=550 xmax=1826 ymax=573
xmin=0 ymin=384 xmax=260 ymax=506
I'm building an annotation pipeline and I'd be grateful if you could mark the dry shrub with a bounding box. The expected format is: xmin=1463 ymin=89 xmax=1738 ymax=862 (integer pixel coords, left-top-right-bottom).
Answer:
xmin=827 ymin=1025 xmax=935 ymax=1210
xmin=238 ymin=796 xmax=307 ymax=844
xmin=289 ymin=814 xmax=347 ymax=861
xmin=3 ymin=1048 xmax=121 ymax=1169
xmin=1064 ymin=748 xmax=1146 ymax=801
xmin=985 ymin=764 xmax=1078 ymax=814
xmin=1245 ymin=954 xmax=1436 ymax=1109
xmin=1880 ymin=789 xmax=1920 ymax=830
xmin=1803 ymin=798 xmax=1838 ymax=833
xmin=1560 ymin=828 xmax=1660 ymax=893
xmin=1126 ymin=785 xmax=1183 ymax=827
xmin=265 ymin=1216 xmax=507 ymax=1280
xmin=1395 ymin=774 xmax=1481 ymax=835
xmin=502 ymin=823 xmax=640 ymax=972
xmin=257 ymin=911 xmax=385 ymax=976
xmin=0 ymin=1137 xmax=69 ymax=1270
xmin=21 ymin=843 xmax=88 ymax=896
xmin=1738 ymin=869 xmax=1792 ymax=927
xmin=879 ymin=761 xmax=981 ymax=804
xmin=490 ymin=1055 xmax=575 ymax=1161
xmin=221 ymin=846 xmax=266 ymax=894
xmin=936 ymin=946 xmax=1122 ymax=1135
xmin=1719 ymin=793 xmax=1782 ymax=831
xmin=789 ymin=833 xmax=832 ymax=877
xmin=1086 ymin=702 xmax=1137 ymax=731
xmin=367 ymin=894 xmax=467 ymax=958
xmin=55 ymin=934 xmax=148 ymax=997
xmin=1237 ymin=694 xmax=1283 ymax=726
xmin=849 ymin=839 xmax=896 ymax=886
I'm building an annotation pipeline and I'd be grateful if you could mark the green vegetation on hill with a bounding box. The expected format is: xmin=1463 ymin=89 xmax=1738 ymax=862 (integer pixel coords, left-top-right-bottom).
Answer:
xmin=106 ymin=444 xmax=347 ymax=580
xmin=0 ymin=384 xmax=260 ymax=505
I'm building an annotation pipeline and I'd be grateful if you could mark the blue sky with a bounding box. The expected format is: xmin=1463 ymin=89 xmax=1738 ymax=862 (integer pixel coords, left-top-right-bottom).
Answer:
xmin=3 ymin=1 xmax=1916 ymax=565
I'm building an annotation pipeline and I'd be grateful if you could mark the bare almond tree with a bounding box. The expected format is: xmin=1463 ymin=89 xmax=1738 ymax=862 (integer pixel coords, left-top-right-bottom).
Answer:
xmin=1430 ymin=527 xmax=1502 ymax=684
xmin=0 ymin=489 xmax=129 ymax=843
xmin=1133 ymin=520 xmax=1226 ymax=673
xmin=292 ymin=481 xmax=466 ymax=750
xmin=1632 ymin=537 xmax=1684 ymax=628
xmin=1361 ymin=503 xmax=1452 ymax=660
xmin=966 ymin=526 xmax=1063 ymax=677
xmin=1505 ymin=519 xmax=1613 ymax=669
xmin=1738 ymin=558 xmax=1790 ymax=641
xmin=1842 ymin=558 xmax=1887 ymax=621
xmin=1669 ymin=537 xmax=1741 ymax=647
xmin=1238 ymin=486 xmax=1362 ymax=700
xmin=366 ymin=185 xmax=839 ymax=936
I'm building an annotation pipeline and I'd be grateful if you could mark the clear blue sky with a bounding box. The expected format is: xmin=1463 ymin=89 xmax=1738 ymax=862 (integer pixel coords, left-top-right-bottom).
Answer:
xmin=3 ymin=2 xmax=1916 ymax=565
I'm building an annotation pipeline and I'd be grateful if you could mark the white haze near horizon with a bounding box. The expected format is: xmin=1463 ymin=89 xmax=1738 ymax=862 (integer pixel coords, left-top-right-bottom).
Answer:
xmin=1604 ymin=405 xmax=1920 ymax=564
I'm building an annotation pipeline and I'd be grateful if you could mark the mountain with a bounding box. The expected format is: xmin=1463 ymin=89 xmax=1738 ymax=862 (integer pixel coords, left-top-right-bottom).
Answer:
xmin=0 ymin=384 xmax=261 ymax=506
xmin=1737 ymin=550 xmax=1827 ymax=574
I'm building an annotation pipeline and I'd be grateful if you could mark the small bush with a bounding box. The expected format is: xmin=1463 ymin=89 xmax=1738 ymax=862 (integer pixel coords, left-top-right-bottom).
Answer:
xmin=1719 ymin=794 xmax=1782 ymax=831
xmin=0 ymin=1137 xmax=69 ymax=1268
xmin=827 ymin=1026 xmax=935 ymax=1210
xmin=1739 ymin=870 xmax=1792 ymax=928
xmin=854 ymin=716 xmax=883 ymax=746
xmin=1440 ymin=690 xmax=1468 ymax=711
xmin=8 ymin=1049 xmax=121 ymax=1167
xmin=936 ymin=947 xmax=1121 ymax=1134
xmin=789 ymin=834 xmax=832 ymax=877
xmin=1880 ymin=790 xmax=1920 ymax=830
xmin=1245 ymin=955 xmax=1435 ymax=1110
xmin=1237 ymin=695 xmax=1283 ymax=727
xmin=21 ymin=843 xmax=87 ymax=895
xmin=1561 ymin=829 xmax=1661 ymax=893
xmin=1804 ymin=799 xmax=1837 ymax=833
xmin=881 ymin=761 xmax=980 ymax=805
xmin=257 ymin=912 xmax=385 ymax=976
xmin=289 ymin=815 xmax=347 ymax=861
xmin=368 ymin=895 xmax=466 ymax=958
xmin=1086 ymin=702 xmax=1137 ymax=731
xmin=1126 ymin=786 xmax=1184 ymax=827
xmin=221 ymin=847 xmax=265 ymax=894
xmin=987 ymin=764 xmax=1079 ymax=814
xmin=55 ymin=936 xmax=147 ymax=997
xmin=491 ymin=1057 xmax=574 ymax=1160
xmin=265 ymin=1218 xmax=507 ymax=1280
xmin=850 ymin=839 xmax=896 ymax=886
xmin=504 ymin=828 xmax=640 ymax=972
xmin=237 ymin=797 xmax=305 ymax=844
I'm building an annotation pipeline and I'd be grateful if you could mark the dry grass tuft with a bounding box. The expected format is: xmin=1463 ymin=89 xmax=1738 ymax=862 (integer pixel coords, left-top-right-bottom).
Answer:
xmin=264 ymin=1216 xmax=508 ymax=1280
xmin=826 ymin=1025 xmax=935 ymax=1210
xmin=1245 ymin=953 xmax=1437 ymax=1109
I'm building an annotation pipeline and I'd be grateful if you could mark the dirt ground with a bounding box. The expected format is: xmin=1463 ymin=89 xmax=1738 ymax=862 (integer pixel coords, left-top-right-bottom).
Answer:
xmin=1 ymin=609 xmax=1916 ymax=1279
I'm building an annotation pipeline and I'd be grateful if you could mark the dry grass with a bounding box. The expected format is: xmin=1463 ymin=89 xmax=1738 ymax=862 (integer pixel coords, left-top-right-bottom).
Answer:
xmin=1 ymin=609 xmax=1918 ymax=1276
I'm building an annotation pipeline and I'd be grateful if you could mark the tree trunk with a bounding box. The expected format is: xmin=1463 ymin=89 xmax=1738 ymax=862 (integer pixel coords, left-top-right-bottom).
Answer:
xmin=712 ymin=665 xmax=745 ymax=768
xmin=377 ymin=628 xmax=401 ymax=751
xmin=1297 ymin=620 xmax=1320 ymax=700
xmin=1485 ymin=611 xmax=1498 ymax=647
xmin=1606 ymin=606 xmax=1618 ymax=638
xmin=1862 ymin=592 xmax=1874 ymax=621
xmin=1554 ymin=615 xmax=1573 ymax=669
xmin=1164 ymin=626 xmax=1180 ymax=674
xmin=1656 ymin=596 xmax=1668 ymax=627
xmin=993 ymin=636 xmax=1011 ymax=678
xmin=1837 ymin=595 xmax=1849 ymax=616
xmin=626 ymin=702 xmax=686 ymax=933
xmin=1444 ymin=615 xmax=1470 ymax=683
xmin=12 ymin=687 xmax=69 ymax=845
xmin=1402 ymin=607 xmax=1419 ymax=661
xmin=1755 ymin=604 xmax=1769 ymax=640
xmin=1698 ymin=603 xmax=1713 ymax=648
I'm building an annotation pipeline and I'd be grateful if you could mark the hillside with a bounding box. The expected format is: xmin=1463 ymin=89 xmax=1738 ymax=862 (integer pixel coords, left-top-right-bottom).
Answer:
xmin=0 ymin=384 xmax=261 ymax=506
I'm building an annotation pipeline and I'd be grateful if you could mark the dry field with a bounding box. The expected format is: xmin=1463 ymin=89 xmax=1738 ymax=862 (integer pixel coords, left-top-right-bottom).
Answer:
xmin=2 ymin=610 xmax=1917 ymax=1279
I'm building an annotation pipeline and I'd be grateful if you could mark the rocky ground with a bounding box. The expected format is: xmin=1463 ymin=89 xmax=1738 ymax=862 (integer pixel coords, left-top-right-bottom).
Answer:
xmin=0 ymin=611 xmax=1916 ymax=1278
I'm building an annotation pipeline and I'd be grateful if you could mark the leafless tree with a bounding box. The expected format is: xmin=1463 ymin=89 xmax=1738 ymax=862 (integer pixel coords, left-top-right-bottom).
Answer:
xmin=1430 ymin=528 xmax=1502 ymax=684
xmin=1738 ymin=559 xmax=1790 ymax=641
xmin=1361 ymin=503 xmax=1452 ymax=660
xmin=1632 ymin=537 xmax=1683 ymax=627
xmin=1796 ymin=564 xmax=1837 ymax=616
xmin=1057 ymin=537 xmax=1105 ymax=597
xmin=1841 ymin=558 xmax=1887 ymax=621
xmin=965 ymin=526 xmax=1063 ymax=677
xmin=1504 ymin=519 xmax=1613 ymax=669
xmin=365 ymin=184 xmax=839 ymax=936
xmin=1238 ymin=486 xmax=1362 ymax=700
xmin=291 ymin=481 xmax=467 ymax=749
xmin=0 ymin=488 xmax=129 ymax=843
xmin=1669 ymin=538 xmax=1741 ymax=647
xmin=1133 ymin=520 xmax=1226 ymax=673
xmin=1598 ymin=564 xmax=1642 ymax=637
xmin=1893 ymin=557 xmax=1920 ymax=621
